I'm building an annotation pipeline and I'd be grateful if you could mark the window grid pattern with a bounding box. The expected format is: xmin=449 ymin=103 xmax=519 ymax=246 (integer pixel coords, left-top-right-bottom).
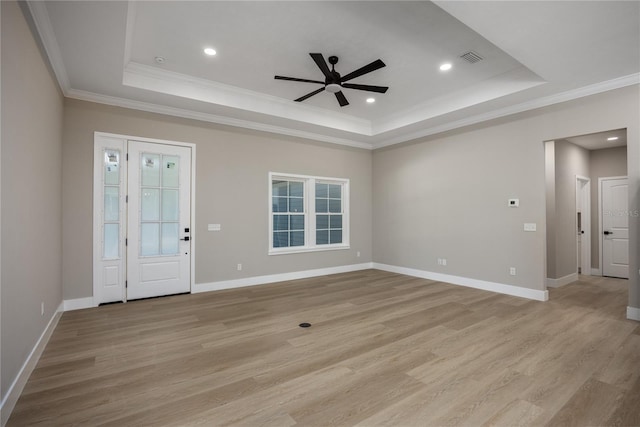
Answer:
xmin=139 ymin=153 xmax=181 ymax=256
xmin=103 ymin=149 xmax=120 ymax=259
xmin=272 ymin=180 xmax=305 ymax=248
xmin=315 ymin=183 xmax=343 ymax=245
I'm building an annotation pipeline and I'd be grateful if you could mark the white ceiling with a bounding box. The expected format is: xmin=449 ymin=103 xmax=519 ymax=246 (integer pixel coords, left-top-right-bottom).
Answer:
xmin=27 ymin=1 xmax=640 ymax=149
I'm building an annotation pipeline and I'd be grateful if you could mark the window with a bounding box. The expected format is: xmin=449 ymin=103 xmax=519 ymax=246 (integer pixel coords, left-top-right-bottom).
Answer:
xmin=272 ymin=179 xmax=305 ymax=248
xmin=269 ymin=173 xmax=349 ymax=254
xmin=315 ymin=182 xmax=343 ymax=245
xmin=103 ymin=149 xmax=121 ymax=259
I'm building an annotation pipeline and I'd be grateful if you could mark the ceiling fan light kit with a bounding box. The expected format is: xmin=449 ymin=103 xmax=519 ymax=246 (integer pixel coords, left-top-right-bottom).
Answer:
xmin=275 ymin=53 xmax=388 ymax=107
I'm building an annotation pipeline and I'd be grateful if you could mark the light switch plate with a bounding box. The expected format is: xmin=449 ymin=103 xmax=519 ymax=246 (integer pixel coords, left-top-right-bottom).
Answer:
xmin=208 ymin=224 xmax=221 ymax=231
xmin=524 ymin=223 xmax=537 ymax=232
xmin=508 ymin=198 xmax=519 ymax=207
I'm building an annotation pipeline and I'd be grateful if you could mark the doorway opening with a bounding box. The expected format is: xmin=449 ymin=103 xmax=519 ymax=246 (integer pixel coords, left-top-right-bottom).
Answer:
xmin=544 ymin=128 xmax=628 ymax=289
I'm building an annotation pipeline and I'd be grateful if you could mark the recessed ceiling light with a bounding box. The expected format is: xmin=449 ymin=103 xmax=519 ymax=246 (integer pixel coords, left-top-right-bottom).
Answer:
xmin=366 ymin=98 xmax=375 ymax=103
xmin=440 ymin=63 xmax=452 ymax=71
xmin=154 ymin=56 xmax=165 ymax=64
xmin=607 ymin=137 xmax=619 ymax=141
xmin=204 ymin=47 xmax=217 ymax=56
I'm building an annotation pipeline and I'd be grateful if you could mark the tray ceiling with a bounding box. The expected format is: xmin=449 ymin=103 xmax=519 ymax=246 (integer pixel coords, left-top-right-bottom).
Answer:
xmin=27 ymin=1 xmax=640 ymax=149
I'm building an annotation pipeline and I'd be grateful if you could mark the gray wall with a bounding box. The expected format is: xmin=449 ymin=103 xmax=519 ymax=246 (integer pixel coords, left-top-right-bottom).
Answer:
xmin=1 ymin=0 xmax=64 ymax=399
xmin=549 ymin=139 xmax=590 ymax=279
xmin=544 ymin=141 xmax=556 ymax=278
xmin=373 ymin=86 xmax=639 ymax=304
xmin=590 ymin=146 xmax=628 ymax=269
xmin=630 ymin=114 xmax=640 ymax=311
xmin=62 ymin=99 xmax=373 ymax=299
xmin=373 ymin=116 xmax=547 ymax=290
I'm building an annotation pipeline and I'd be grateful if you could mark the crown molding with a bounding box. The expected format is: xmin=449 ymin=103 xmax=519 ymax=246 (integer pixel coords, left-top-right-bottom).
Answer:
xmin=24 ymin=0 xmax=639 ymax=151
xmin=66 ymin=89 xmax=373 ymax=150
xmin=373 ymin=66 xmax=546 ymax=135
xmin=25 ymin=0 xmax=70 ymax=95
xmin=372 ymin=73 xmax=640 ymax=149
xmin=123 ymin=62 xmax=373 ymax=136
xmin=63 ymin=72 xmax=640 ymax=152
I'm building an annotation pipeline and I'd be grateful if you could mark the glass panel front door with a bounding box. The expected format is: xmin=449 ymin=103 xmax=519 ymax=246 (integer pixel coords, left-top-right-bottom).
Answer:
xmin=127 ymin=140 xmax=191 ymax=301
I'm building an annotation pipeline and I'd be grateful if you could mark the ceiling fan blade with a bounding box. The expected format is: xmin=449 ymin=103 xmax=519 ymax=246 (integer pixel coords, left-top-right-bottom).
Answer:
xmin=295 ymin=87 xmax=325 ymax=102
xmin=310 ymin=53 xmax=332 ymax=79
xmin=275 ymin=76 xmax=325 ymax=84
xmin=341 ymin=83 xmax=388 ymax=93
xmin=335 ymin=91 xmax=349 ymax=107
xmin=340 ymin=59 xmax=386 ymax=83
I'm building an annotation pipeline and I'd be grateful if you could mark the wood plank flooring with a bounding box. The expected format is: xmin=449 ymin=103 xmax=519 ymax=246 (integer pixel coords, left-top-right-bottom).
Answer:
xmin=8 ymin=270 xmax=640 ymax=426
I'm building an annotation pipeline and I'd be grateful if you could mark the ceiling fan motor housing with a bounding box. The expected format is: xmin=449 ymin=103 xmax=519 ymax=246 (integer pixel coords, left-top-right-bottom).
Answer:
xmin=326 ymin=56 xmax=342 ymax=90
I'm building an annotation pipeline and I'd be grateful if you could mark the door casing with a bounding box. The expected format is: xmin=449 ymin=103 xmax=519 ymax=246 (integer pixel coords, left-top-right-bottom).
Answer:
xmin=576 ymin=175 xmax=591 ymax=276
xmin=93 ymin=132 xmax=196 ymax=306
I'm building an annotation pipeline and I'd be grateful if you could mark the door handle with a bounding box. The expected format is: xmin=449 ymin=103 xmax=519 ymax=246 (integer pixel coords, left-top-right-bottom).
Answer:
xmin=180 ymin=236 xmax=190 ymax=241
xmin=603 ymin=231 xmax=612 ymax=235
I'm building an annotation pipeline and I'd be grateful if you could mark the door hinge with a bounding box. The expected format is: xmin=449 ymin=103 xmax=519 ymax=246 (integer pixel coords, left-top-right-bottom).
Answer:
xmin=126 ymin=195 xmax=128 ymax=203
xmin=125 ymin=280 xmax=128 ymax=288
xmin=126 ymin=153 xmax=129 ymax=161
xmin=125 ymin=238 xmax=128 ymax=246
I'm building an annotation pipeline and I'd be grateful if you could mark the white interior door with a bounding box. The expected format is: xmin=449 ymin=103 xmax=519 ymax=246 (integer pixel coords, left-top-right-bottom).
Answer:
xmin=602 ymin=178 xmax=629 ymax=279
xmin=127 ymin=141 xmax=192 ymax=300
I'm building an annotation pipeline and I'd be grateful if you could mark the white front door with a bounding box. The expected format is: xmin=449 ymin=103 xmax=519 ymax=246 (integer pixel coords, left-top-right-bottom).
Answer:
xmin=602 ymin=177 xmax=629 ymax=279
xmin=127 ymin=141 xmax=192 ymax=300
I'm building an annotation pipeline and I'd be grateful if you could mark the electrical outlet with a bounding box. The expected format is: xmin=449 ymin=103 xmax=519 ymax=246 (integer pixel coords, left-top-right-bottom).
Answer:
xmin=41 ymin=302 xmax=44 ymax=316
xmin=442 ymin=259 xmax=447 ymax=266
xmin=510 ymin=267 xmax=516 ymax=276
xmin=437 ymin=258 xmax=442 ymax=265
xmin=357 ymin=251 xmax=361 ymax=258
xmin=237 ymin=263 xmax=242 ymax=271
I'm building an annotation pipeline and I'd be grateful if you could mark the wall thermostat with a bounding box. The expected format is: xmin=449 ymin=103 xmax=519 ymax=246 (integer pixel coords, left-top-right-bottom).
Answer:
xmin=508 ymin=198 xmax=519 ymax=207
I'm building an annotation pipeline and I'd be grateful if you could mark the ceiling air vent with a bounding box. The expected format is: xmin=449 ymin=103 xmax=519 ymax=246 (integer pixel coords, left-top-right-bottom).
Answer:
xmin=460 ymin=51 xmax=483 ymax=64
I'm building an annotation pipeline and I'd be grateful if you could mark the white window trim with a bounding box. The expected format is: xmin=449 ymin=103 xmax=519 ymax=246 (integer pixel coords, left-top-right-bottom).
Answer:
xmin=269 ymin=172 xmax=350 ymax=255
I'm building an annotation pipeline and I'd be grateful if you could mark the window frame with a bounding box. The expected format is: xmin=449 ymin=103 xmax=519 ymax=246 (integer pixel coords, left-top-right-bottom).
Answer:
xmin=268 ymin=172 xmax=350 ymax=255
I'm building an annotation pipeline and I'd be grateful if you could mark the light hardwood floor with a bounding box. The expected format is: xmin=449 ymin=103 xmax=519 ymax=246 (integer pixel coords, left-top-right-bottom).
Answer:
xmin=8 ymin=270 xmax=640 ymax=426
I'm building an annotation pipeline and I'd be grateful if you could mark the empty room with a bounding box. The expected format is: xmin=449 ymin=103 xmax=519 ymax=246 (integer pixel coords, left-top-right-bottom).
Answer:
xmin=1 ymin=1 xmax=639 ymax=426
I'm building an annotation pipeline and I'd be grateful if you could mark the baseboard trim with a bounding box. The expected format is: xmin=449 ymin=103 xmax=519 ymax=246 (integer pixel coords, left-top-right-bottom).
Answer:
xmin=63 ymin=297 xmax=95 ymax=311
xmin=628 ymin=306 xmax=640 ymax=321
xmin=1 ymin=302 xmax=64 ymax=426
xmin=194 ymin=262 xmax=375 ymax=293
xmin=372 ymin=263 xmax=548 ymax=301
xmin=546 ymin=272 xmax=579 ymax=288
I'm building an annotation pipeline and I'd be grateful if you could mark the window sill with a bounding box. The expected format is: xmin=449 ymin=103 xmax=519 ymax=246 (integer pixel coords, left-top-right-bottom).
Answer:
xmin=268 ymin=244 xmax=350 ymax=256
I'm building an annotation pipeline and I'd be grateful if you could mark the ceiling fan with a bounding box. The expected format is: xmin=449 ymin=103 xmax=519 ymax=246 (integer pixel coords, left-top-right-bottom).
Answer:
xmin=275 ymin=53 xmax=388 ymax=107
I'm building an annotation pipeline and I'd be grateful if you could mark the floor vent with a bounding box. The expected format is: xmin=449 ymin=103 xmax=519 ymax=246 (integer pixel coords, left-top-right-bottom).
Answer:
xmin=460 ymin=51 xmax=484 ymax=64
